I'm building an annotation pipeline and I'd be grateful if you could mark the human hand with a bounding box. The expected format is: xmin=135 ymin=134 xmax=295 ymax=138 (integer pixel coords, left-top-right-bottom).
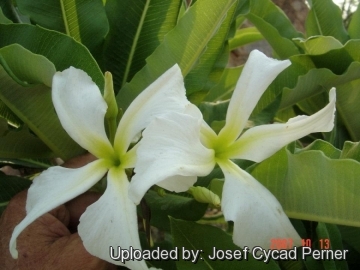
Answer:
xmin=0 ymin=154 xmax=117 ymax=270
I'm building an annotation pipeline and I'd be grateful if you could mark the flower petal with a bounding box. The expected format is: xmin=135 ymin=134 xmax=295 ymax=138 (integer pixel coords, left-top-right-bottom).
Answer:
xmin=9 ymin=159 xmax=109 ymax=258
xmin=217 ymin=50 xmax=291 ymax=144
xmin=78 ymin=167 xmax=148 ymax=269
xmin=200 ymin=119 xmax=218 ymax=148
xmin=129 ymin=112 xmax=215 ymax=205
xmin=114 ymin=64 xmax=191 ymax=155
xmin=52 ymin=67 xmax=113 ymax=159
xmin=218 ymin=160 xmax=301 ymax=250
xmin=226 ymin=88 xmax=336 ymax=162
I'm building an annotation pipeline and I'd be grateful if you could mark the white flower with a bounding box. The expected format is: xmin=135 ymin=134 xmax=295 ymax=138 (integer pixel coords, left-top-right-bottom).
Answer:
xmin=9 ymin=65 xmax=191 ymax=269
xmin=129 ymin=50 xmax=336 ymax=249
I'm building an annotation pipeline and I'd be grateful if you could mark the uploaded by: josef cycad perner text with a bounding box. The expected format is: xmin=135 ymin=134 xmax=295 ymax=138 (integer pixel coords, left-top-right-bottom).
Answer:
xmin=109 ymin=246 xmax=349 ymax=264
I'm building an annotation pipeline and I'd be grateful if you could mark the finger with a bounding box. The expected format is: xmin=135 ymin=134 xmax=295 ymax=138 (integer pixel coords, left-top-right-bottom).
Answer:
xmin=62 ymin=152 xmax=97 ymax=169
xmin=0 ymin=190 xmax=27 ymax=269
xmin=1 ymin=191 xmax=114 ymax=269
xmin=47 ymin=233 xmax=116 ymax=270
xmin=0 ymin=191 xmax=71 ymax=268
xmin=65 ymin=191 xmax=102 ymax=230
xmin=15 ymin=220 xmax=113 ymax=269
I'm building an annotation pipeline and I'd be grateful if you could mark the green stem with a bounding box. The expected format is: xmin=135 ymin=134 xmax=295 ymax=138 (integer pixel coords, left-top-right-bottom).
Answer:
xmin=107 ymin=117 xmax=117 ymax=145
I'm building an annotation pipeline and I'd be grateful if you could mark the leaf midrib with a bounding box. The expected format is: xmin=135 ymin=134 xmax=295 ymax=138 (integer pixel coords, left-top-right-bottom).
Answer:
xmin=121 ymin=0 xmax=151 ymax=87
xmin=60 ymin=0 xmax=82 ymax=42
xmin=173 ymin=221 xmax=215 ymax=270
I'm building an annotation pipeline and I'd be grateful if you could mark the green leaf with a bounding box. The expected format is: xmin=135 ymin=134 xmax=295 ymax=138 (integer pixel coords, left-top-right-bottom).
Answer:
xmin=16 ymin=0 xmax=109 ymax=55
xmin=0 ymin=118 xmax=7 ymax=135
xmin=315 ymin=223 xmax=348 ymax=270
xmin=336 ymin=78 xmax=360 ymax=141
xmin=204 ymin=66 xmax=242 ymax=102
xmin=0 ymin=158 xmax=51 ymax=169
xmin=0 ymin=24 xmax=104 ymax=89
xmin=297 ymin=140 xmax=341 ymax=159
xmin=277 ymin=41 xmax=360 ymax=141
xmin=0 ymin=125 xmax=53 ymax=158
xmin=0 ymin=0 xmax=20 ymax=23
xmin=278 ymin=258 xmax=306 ymax=270
xmin=294 ymin=36 xmax=343 ymax=55
xmin=144 ymin=190 xmax=208 ymax=231
xmin=238 ymin=0 xmax=302 ymax=59
xmin=348 ymin=4 xmax=360 ymax=39
xmin=0 ymin=44 xmax=56 ymax=87
xmin=228 ymin=27 xmax=264 ymax=50
xmin=305 ymin=0 xmax=349 ymax=43
xmin=0 ymin=6 xmax=12 ymax=23
xmin=311 ymin=40 xmax=360 ymax=72
xmin=209 ymin=178 xmax=224 ymax=200
xmin=139 ymin=232 xmax=177 ymax=270
xmin=103 ymin=0 xmax=181 ymax=91
xmin=338 ymin=225 xmax=360 ymax=253
xmin=0 ymin=172 xmax=31 ymax=215
xmin=280 ymin=61 xmax=360 ymax=110
xmin=0 ymin=45 xmax=84 ymax=159
xmin=249 ymin=93 xmax=278 ymax=125
xmin=279 ymin=66 xmax=360 ymax=144
xmin=196 ymin=165 xmax=225 ymax=188
xmin=116 ymin=0 xmax=238 ymax=111
xmin=0 ymin=99 xmax=22 ymax=127
xmin=250 ymin=141 xmax=360 ymax=227
xmin=188 ymin=44 xmax=230 ymax=105
xmin=170 ymin=218 xmax=280 ymax=270
xmin=340 ymin=141 xmax=360 ymax=162
xmin=198 ymin=100 xmax=229 ymax=126
xmin=185 ymin=2 xmax=237 ymax=99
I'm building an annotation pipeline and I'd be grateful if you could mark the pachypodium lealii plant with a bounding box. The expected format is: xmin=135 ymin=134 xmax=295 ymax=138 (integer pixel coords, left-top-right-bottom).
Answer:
xmin=1 ymin=0 xmax=360 ymax=269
